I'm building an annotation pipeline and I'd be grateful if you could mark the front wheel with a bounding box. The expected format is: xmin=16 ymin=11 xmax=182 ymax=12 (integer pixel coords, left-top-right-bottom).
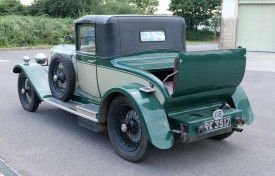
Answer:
xmin=107 ymin=95 xmax=149 ymax=162
xmin=18 ymin=72 xmax=40 ymax=112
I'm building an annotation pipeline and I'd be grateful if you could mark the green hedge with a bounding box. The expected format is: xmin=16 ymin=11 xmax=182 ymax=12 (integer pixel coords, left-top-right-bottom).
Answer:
xmin=186 ymin=29 xmax=219 ymax=41
xmin=0 ymin=16 xmax=219 ymax=48
xmin=0 ymin=15 xmax=74 ymax=47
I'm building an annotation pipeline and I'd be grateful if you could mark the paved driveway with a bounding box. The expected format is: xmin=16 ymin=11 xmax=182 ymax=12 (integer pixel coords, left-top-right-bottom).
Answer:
xmin=0 ymin=45 xmax=274 ymax=176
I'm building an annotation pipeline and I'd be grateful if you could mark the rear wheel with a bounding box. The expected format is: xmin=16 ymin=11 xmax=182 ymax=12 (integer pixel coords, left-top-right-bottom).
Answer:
xmin=107 ymin=95 xmax=149 ymax=162
xmin=18 ymin=72 xmax=40 ymax=112
xmin=210 ymin=131 xmax=234 ymax=140
xmin=48 ymin=54 xmax=75 ymax=101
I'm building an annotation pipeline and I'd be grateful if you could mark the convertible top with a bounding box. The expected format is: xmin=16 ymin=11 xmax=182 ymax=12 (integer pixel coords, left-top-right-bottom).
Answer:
xmin=74 ymin=15 xmax=186 ymax=58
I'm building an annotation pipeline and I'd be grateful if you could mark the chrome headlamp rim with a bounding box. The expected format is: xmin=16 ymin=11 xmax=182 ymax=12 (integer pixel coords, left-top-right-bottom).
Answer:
xmin=23 ymin=56 xmax=30 ymax=64
xmin=35 ymin=53 xmax=48 ymax=65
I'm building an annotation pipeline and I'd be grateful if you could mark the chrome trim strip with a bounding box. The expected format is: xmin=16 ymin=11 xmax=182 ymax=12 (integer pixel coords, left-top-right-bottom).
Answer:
xmin=44 ymin=98 xmax=98 ymax=122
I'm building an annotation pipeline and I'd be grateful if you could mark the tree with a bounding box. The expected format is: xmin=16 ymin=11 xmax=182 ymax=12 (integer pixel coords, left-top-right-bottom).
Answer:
xmin=30 ymin=0 xmax=78 ymax=18
xmin=130 ymin=0 xmax=159 ymax=14
xmin=29 ymin=0 xmax=142 ymax=18
xmin=90 ymin=0 xmax=141 ymax=15
xmin=0 ymin=0 xmax=26 ymax=16
xmin=169 ymin=0 xmax=222 ymax=29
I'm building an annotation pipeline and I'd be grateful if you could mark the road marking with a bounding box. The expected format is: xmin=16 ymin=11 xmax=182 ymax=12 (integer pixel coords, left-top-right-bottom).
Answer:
xmin=0 ymin=159 xmax=20 ymax=176
xmin=0 ymin=59 xmax=11 ymax=63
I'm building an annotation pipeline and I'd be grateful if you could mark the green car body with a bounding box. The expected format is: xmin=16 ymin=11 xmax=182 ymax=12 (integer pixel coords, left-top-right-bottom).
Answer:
xmin=13 ymin=15 xmax=254 ymax=151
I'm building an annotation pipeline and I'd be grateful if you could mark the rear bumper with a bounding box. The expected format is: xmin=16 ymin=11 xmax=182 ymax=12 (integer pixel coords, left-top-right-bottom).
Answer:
xmin=168 ymin=105 xmax=244 ymax=142
xmin=178 ymin=127 xmax=233 ymax=143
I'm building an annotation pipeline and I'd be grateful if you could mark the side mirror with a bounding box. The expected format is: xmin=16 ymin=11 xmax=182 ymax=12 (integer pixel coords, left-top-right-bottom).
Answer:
xmin=61 ymin=35 xmax=74 ymax=44
xmin=60 ymin=38 xmax=65 ymax=44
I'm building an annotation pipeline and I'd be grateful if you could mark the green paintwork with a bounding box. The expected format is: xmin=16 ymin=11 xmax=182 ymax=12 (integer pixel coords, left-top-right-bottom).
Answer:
xmin=13 ymin=63 xmax=100 ymax=105
xmin=116 ymin=51 xmax=178 ymax=71
xmin=51 ymin=44 xmax=76 ymax=58
xmin=12 ymin=20 xmax=254 ymax=149
xmin=231 ymin=86 xmax=254 ymax=124
xmin=168 ymin=104 xmax=242 ymax=138
xmin=164 ymin=49 xmax=246 ymax=112
xmin=96 ymin=57 xmax=171 ymax=99
xmin=13 ymin=63 xmax=52 ymax=100
xmin=99 ymin=83 xmax=174 ymax=149
xmin=173 ymin=49 xmax=246 ymax=97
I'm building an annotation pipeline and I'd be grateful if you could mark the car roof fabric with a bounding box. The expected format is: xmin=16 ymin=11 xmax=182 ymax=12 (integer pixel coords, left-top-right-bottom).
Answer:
xmin=74 ymin=15 xmax=186 ymax=58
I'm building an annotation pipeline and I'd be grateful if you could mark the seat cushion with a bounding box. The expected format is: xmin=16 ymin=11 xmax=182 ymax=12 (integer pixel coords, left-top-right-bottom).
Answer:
xmin=164 ymin=81 xmax=174 ymax=95
xmin=164 ymin=57 xmax=178 ymax=95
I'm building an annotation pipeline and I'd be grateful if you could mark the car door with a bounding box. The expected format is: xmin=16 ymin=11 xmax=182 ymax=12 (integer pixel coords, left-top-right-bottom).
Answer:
xmin=76 ymin=24 xmax=100 ymax=98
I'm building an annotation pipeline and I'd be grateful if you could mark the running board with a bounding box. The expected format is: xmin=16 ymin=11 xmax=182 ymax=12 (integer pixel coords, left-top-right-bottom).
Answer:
xmin=44 ymin=98 xmax=98 ymax=122
xmin=44 ymin=98 xmax=106 ymax=132
xmin=76 ymin=104 xmax=99 ymax=119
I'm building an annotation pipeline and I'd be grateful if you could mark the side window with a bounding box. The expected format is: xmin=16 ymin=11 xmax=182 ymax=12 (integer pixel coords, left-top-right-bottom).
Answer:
xmin=78 ymin=24 xmax=96 ymax=53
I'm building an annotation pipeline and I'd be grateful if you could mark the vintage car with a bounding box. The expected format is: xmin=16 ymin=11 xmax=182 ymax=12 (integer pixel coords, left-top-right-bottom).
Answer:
xmin=13 ymin=15 xmax=254 ymax=162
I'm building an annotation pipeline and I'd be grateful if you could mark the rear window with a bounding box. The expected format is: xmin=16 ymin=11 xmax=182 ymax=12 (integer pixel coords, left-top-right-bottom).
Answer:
xmin=140 ymin=31 xmax=165 ymax=42
xmin=78 ymin=24 xmax=96 ymax=53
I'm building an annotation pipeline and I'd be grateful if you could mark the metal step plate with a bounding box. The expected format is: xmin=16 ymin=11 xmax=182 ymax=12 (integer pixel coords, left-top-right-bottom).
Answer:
xmin=44 ymin=98 xmax=98 ymax=122
xmin=76 ymin=104 xmax=99 ymax=119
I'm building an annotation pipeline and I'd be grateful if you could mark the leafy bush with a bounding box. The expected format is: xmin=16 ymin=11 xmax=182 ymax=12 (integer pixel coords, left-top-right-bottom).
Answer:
xmin=29 ymin=0 xmax=146 ymax=18
xmin=169 ymin=0 xmax=221 ymax=30
xmin=0 ymin=15 xmax=74 ymax=47
xmin=0 ymin=0 xmax=27 ymax=16
xmin=186 ymin=29 xmax=219 ymax=41
xmin=29 ymin=0 xmax=85 ymax=18
xmin=90 ymin=0 xmax=141 ymax=15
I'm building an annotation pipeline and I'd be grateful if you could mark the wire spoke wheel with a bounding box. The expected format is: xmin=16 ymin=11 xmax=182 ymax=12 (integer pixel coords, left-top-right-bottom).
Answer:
xmin=51 ymin=61 xmax=67 ymax=96
xmin=19 ymin=76 xmax=32 ymax=107
xmin=17 ymin=72 xmax=40 ymax=112
xmin=108 ymin=95 xmax=149 ymax=162
xmin=114 ymin=104 xmax=142 ymax=151
xmin=48 ymin=54 xmax=75 ymax=102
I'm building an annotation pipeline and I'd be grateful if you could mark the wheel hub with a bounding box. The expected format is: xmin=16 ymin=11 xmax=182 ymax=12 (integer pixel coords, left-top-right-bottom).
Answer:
xmin=121 ymin=123 xmax=127 ymax=133
xmin=58 ymin=72 xmax=66 ymax=83
xmin=53 ymin=75 xmax=58 ymax=81
xmin=21 ymin=88 xmax=25 ymax=94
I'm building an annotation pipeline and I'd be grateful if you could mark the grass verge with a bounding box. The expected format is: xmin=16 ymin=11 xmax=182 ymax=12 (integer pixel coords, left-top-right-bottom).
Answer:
xmin=0 ymin=15 xmax=74 ymax=48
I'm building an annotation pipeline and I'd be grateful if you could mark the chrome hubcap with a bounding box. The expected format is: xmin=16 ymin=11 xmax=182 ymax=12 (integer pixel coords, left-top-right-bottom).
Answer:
xmin=121 ymin=124 xmax=127 ymax=133
xmin=53 ymin=75 xmax=58 ymax=81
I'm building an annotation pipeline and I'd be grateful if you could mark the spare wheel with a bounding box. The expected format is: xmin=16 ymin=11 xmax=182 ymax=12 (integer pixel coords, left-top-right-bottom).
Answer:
xmin=48 ymin=54 xmax=76 ymax=101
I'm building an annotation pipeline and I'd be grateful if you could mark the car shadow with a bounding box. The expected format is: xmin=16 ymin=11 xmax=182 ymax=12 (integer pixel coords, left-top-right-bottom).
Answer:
xmin=34 ymin=103 xmax=247 ymax=172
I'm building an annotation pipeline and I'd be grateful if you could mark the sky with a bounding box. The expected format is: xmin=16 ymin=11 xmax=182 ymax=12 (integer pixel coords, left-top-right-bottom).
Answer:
xmin=20 ymin=0 xmax=172 ymax=14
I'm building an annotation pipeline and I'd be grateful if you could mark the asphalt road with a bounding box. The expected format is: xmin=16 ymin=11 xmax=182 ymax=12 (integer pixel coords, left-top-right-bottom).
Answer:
xmin=0 ymin=45 xmax=275 ymax=176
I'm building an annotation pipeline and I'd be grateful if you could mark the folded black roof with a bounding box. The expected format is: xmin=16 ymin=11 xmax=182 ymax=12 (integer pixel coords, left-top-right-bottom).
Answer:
xmin=75 ymin=15 xmax=186 ymax=58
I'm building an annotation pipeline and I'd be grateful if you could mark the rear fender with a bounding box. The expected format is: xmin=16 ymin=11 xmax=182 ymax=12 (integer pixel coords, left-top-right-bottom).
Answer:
xmin=13 ymin=63 xmax=51 ymax=100
xmin=230 ymin=86 xmax=254 ymax=124
xmin=99 ymin=83 xmax=174 ymax=149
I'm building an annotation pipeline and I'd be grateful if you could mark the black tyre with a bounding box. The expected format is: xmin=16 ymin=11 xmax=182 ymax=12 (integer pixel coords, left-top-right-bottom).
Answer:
xmin=18 ymin=72 xmax=40 ymax=112
xmin=108 ymin=95 xmax=149 ymax=162
xmin=210 ymin=131 xmax=234 ymax=140
xmin=48 ymin=54 xmax=75 ymax=101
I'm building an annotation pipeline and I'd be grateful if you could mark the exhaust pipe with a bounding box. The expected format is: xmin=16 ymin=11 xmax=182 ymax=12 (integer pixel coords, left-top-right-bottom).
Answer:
xmin=232 ymin=127 xmax=243 ymax=132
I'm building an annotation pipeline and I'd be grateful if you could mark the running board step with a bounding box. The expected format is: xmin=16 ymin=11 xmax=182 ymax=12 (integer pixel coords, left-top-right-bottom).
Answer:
xmin=44 ymin=98 xmax=98 ymax=122
xmin=76 ymin=104 xmax=99 ymax=119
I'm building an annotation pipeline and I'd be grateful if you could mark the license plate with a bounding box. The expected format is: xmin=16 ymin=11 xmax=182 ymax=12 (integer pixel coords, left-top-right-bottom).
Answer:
xmin=204 ymin=117 xmax=231 ymax=132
